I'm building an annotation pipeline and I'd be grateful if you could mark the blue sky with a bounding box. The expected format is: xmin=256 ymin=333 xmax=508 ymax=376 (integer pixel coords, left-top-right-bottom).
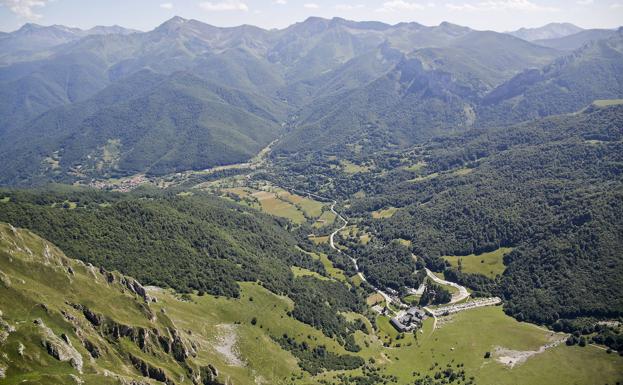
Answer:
xmin=0 ymin=0 xmax=621 ymax=32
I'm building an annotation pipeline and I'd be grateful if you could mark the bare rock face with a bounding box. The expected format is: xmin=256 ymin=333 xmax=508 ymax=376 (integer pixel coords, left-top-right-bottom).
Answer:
xmin=0 ymin=270 xmax=11 ymax=287
xmin=129 ymin=354 xmax=173 ymax=385
xmin=36 ymin=319 xmax=83 ymax=373
xmin=199 ymin=364 xmax=223 ymax=385
xmin=82 ymin=338 xmax=101 ymax=358
xmin=0 ymin=312 xmax=15 ymax=343
xmin=170 ymin=328 xmax=189 ymax=362
xmin=121 ymin=277 xmax=152 ymax=303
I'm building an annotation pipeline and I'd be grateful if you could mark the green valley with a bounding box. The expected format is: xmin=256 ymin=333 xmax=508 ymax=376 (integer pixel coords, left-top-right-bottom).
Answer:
xmin=0 ymin=11 xmax=622 ymax=385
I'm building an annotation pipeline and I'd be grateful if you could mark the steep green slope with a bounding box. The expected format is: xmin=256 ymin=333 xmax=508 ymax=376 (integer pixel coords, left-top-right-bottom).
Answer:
xmin=0 ymin=188 xmax=307 ymax=296
xmin=0 ymin=222 xmax=232 ymax=385
xmin=274 ymin=31 xmax=562 ymax=155
xmin=480 ymin=30 xmax=623 ymax=124
xmin=0 ymin=188 xmax=366 ymax=346
xmin=0 ymin=71 xmax=288 ymax=185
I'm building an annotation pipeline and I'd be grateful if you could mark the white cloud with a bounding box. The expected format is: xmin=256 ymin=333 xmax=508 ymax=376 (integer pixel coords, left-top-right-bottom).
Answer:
xmin=610 ymin=2 xmax=623 ymax=8
xmin=376 ymin=1 xmax=434 ymax=12
xmin=0 ymin=0 xmax=49 ymax=20
xmin=334 ymin=4 xmax=365 ymax=10
xmin=160 ymin=2 xmax=173 ymax=9
xmin=445 ymin=0 xmax=558 ymax=12
xmin=576 ymin=0 xmax=593 ymax=4
xmin=303 ymin=3 xmax=319 ymax=8
xmin=274 ymin=0 xmax=287 ymax=4
xmin=199 ymin=0 xmax=249 ymax=11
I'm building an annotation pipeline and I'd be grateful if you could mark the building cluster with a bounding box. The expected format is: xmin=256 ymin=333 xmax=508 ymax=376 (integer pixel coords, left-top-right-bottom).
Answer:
xmin=390 ymin=307 xmax=428 ymax=332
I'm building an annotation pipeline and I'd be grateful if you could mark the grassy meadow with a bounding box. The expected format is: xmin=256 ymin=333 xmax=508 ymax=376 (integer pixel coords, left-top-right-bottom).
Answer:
xmin=443 ymin=247 xmax=513 ymax=278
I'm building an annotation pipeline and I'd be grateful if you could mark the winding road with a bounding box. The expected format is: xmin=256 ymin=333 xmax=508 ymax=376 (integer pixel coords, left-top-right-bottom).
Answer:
xmin=287 ymin=187 xmax=471 ymax=320
xmin=425 ymin=268 xmax=470 ymax=304
xmin=328 ymin=201 xmax=395 ymax=306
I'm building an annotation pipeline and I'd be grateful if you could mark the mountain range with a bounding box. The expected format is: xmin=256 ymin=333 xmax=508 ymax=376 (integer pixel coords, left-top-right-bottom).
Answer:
xmin=0 ymin=17 xmax=622 ymax=185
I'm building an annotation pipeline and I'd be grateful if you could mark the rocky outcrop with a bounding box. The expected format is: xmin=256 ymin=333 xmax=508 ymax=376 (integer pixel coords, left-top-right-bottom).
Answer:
xmin=0 ymin=311 xmax=16 ymax=343
xmin=129 ymin=354 xmax=174 ymax=385
xmin=170 ymin=328 xmax=189 ymax=362
xmin=97 ymin=266 xmax=153 ymax=303
xmin=82 ymin=338 xmax=101 ymax=358
xmin=199 ymin=365 xmax=223 ymax=385
xmin=0 ymin=270 xmax=11 ymax=287
xmin=121 ymin=277 xmax=152 ymax=303
xmin=36 ymin=319 xmax=83 ymax=373
xmin=81 ymin=306 xmax=103 ymax=327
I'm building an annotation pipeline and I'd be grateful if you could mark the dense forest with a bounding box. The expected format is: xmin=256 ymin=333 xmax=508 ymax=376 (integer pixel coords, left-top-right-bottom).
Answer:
xmin=267 ymin=104 xmax=623 ymax=327
xmin=0 ymin=187 xmax=366 ymax=344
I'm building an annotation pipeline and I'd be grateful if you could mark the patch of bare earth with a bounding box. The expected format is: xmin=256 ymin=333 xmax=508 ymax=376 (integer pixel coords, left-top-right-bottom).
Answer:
xmin=213 ymin=324 xmax=245 ymax=367
xmin=494 ymin=334 xmax=567 ymax=368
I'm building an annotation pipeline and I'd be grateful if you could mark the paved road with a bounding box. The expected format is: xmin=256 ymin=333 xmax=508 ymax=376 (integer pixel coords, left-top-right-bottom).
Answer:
xmin=328 ymin=201 xmax=395 ymax=306
xmin=425 ymin=268 xmax=470 ymax=304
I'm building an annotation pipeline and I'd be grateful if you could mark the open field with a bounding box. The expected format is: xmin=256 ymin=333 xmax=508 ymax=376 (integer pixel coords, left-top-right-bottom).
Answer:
xmin=367 ymin=293 xmax=386 ymax=306
xmin=408 ymin=172 xmax=439 ymax=183
xmin=308 ymin=234 xmax=329 ymax=244
xmin=302 ymin=250 xmax=348 ymax=282
xmin=443 ymin=247 xmax=513 ymax=278
xmin=251 ymin=190 xmax=307 ymax=223
xmin=401 ymin=162 xmax=426 ymax=172
xmin=397 ymin=238 xmax=411 ymax=247
xmin=313 ymin=209 xmax=337 ymax=228
xmin=363 ymin=306 xmax=622 ymax=385
xmin=372 ymin=207 xmax=398 ymax=219
xmin=338 ymin=225 xmax=371 ymax=245
xmin=272 ymin=187 xmax=324 ymax=218
xmin=340 ymin=160 xmax=370 ymax=174
xmin=222 ymin=185 xmax=334 ymax=226
xmin=453 ymin=167 xmax=474 ymax=176
xmin=291 ymin=266 xmax=332 ymax=281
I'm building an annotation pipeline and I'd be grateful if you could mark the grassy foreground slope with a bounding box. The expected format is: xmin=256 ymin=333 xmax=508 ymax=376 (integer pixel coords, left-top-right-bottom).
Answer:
xmin=1 ymin=222 xmax=622 ymax=385
xmin=0 ymin=222 xmax=233 ymax=384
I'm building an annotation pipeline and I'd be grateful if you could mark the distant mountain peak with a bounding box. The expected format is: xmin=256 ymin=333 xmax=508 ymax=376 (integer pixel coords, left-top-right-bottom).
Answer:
xmin=157 ymin=16 xmax=189 ymax=28
xmin=508 ymin=23 xmax=584 ymax=41
xmin=18 ymin=23 xmax=43 ymax=32
xmin=86 ymin=25 xmax=139 ymax=35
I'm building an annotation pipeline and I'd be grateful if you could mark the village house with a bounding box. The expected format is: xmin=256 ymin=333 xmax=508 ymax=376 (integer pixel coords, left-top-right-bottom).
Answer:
xmin=390 ymin=307 xmax=427 ymax=332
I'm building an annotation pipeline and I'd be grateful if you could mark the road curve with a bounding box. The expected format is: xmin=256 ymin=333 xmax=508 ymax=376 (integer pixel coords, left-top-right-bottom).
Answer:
xmin=425 ymin=268 xmax=470 ymax=304
xmin=327 ymin=201 xmax=395 ymax=306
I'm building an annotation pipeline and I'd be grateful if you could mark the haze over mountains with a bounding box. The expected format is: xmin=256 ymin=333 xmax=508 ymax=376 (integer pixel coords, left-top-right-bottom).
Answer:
xmin=507 ymin=22 xmax=584 ymax=41
xmin=0 ymin=16 xmax=621 ymax=185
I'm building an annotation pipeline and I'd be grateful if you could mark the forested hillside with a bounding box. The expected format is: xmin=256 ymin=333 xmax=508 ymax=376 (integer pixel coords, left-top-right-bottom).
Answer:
xmin=7 ymin=17 xmax=621 ymax=185
xmin=267 ymin=104 xmax=623 ymax=326
xmin=0 ymin=188 xmax=366 ymax=345
xmin=0 ymin=70 xmax=287 ymax=185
